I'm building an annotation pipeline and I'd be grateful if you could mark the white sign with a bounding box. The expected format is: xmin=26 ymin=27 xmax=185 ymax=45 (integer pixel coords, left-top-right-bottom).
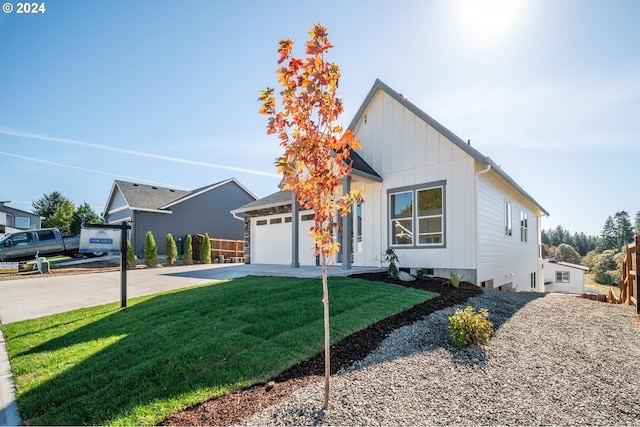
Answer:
xmin=80 ymin=228 xmax=122 ymax=254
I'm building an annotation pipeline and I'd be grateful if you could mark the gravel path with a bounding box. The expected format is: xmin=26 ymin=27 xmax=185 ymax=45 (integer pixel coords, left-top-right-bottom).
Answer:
xmin=239 ymin=289 xmax=640 ymax=426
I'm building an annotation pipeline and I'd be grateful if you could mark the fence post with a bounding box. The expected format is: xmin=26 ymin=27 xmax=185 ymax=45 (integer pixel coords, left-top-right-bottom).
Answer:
xmin=635 ymin=236 xmax=639 ymax=314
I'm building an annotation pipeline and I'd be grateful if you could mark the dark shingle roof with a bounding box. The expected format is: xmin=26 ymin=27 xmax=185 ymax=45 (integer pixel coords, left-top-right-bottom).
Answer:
xmin=232 ymin=189 xmax=293 ymax=213
xmin=115 ymin=181 xmax=190 ymax=211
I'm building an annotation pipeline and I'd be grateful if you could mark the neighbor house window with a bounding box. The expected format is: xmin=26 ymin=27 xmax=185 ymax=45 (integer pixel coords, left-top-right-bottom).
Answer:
xmin=555 ymin=271 xmax=570 ymax=283
xmin=504 ymin=201 xmax=512 ymax=236
xmin=14 ymin=217 xmax=30 ymax=229
xmin=520 ymin=211 xmax=528 ymax=243
xmin=388 ymin=182 xmax=445 ymax=247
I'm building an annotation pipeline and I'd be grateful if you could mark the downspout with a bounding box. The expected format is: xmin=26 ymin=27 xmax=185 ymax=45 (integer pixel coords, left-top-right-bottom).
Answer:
xmin=474 ymin=162 xmax=492 ymax=285
xmin=342 ymin=174 xmax=352 ymax=270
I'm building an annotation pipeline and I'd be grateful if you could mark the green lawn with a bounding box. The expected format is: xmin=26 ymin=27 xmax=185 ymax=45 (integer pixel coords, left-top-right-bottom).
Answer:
xmin=1 ymin=276 xmax=436 ymax=426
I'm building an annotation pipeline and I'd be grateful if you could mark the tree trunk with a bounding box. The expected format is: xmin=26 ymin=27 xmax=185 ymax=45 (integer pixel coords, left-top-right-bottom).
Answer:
xmin=321 ymin=252 xmax=330 ymax=410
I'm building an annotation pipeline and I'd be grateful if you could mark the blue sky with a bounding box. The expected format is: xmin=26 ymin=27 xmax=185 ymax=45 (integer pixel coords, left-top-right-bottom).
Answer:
xmin=1 ymin=0 xmax=638 ymax=236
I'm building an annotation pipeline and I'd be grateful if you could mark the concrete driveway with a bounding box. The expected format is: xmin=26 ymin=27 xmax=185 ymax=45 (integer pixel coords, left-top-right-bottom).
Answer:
xmin=0 ymin=262 xmax=380 ymax=324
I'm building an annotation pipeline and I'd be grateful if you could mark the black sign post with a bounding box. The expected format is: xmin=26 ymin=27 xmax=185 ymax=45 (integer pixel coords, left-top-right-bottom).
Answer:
xmin=82 ymin=221 xmax=131 ymax=308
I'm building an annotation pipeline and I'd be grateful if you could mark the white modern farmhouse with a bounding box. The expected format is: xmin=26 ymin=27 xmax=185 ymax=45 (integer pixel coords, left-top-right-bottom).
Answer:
xmin=233 ymin=79 xmax=549 ymax=292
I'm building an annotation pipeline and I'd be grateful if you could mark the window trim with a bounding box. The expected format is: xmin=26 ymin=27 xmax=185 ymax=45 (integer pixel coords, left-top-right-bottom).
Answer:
xmin=387 ymin=181 xmax=446 ymax=249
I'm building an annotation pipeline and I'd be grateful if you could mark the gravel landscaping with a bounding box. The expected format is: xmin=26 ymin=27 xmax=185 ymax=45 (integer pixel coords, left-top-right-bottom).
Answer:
xmin=239 ymin=289 xmax=640 ymax=426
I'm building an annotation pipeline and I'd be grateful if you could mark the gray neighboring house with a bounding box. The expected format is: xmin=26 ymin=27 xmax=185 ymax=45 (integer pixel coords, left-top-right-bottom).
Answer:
xmin=102 ymin=179 xmax=256 ymax=259
xmin=0 ymin=201 xmax=42 ymax=235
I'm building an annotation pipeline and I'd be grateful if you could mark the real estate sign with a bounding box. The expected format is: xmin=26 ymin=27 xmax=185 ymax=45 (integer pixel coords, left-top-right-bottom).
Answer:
xmin=79 ymin=228 xmax=122 ymax=254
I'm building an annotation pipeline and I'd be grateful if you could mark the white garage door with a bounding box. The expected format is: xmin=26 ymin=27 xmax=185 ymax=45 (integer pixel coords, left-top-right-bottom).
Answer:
xmin=252 ymin=213 xmax=317 ymax=265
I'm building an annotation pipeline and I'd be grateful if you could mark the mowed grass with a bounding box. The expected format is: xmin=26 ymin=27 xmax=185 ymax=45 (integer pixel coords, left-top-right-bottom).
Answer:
xmin=1 ymin=275 xmax=436 ymax=426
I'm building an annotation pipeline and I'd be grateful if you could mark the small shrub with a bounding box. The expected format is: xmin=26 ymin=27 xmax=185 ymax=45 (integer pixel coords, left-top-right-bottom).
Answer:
xmin=184 ymin=234 xmax=193 ymax=265
xmin=126 ymin=240 xmax=136 ymax=269
xmin=383 ymin=248 xmax=399 ymax=280
xmin=144 ymin=231 xmax=158 ymax=267
xmin=200 ymin=232 xmax=212 ymax=264
xmin=166 ymin=233 xmax=177 ymax=266
xmin=447 ymin=306 xmax=494 ymax=348
xmin=415 ymin=268 xmax=427 ymax=279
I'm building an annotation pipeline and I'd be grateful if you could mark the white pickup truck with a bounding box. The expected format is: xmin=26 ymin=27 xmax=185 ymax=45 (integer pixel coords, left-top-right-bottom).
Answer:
xmin=0 ymin=228 xmax=81 ymax=262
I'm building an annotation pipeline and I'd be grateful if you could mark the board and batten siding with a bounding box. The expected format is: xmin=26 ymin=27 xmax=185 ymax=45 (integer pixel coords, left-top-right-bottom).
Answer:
xmin=353 ymin=90 xmax=477 ymax=274
xmin=476 ymin=168 xmax=539 ymax=292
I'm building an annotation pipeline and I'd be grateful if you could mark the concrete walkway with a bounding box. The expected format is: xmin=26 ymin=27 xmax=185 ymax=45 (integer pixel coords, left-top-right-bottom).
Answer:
xmin=0 ymin=262 xmax=380 ymax=425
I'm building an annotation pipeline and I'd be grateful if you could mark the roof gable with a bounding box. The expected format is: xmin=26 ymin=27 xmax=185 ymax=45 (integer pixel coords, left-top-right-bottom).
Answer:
xmin=348 ymin=79 xmax=548 ymax=216
xmin=161 ymin=178 xmax=257 ymax=209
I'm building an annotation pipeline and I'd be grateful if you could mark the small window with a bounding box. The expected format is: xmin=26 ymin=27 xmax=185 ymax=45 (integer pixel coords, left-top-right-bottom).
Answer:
xmin=14 ymin=217 xmax=30 ymax=229
xmin=530 ymin=272 xmax=536 ymax=292
xmin=504 ymin=201 xmax=512 ymax=236
xmin=301 ymin=214 xmax=314 ymax=221
xmin=520 ymin=211 xmax=528 ymax=243
xmin=555 ymin=271 xmax=570 ymax=283
xmin=256 ymin=219 xmax=267 ymax=226
xmin=481 ymin=279 xmax=494 ymax=289
xmin=284 ymin=216 xmax=292 ymax=223
xmin=270 ymin=218 xmax=282 ymax=224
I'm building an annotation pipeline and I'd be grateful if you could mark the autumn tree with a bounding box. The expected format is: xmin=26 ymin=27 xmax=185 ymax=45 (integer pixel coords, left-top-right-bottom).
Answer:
xmin=259 ymin=23 xmax=363 ymax=410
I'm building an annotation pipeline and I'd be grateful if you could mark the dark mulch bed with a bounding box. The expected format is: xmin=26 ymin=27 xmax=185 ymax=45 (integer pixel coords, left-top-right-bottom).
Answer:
xmin=160 ymin=273 xmax=483 ymax=426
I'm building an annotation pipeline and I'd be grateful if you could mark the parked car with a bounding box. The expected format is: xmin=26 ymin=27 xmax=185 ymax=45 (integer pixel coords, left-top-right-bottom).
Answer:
xmin=0 ymin=228 xmax=81 ymax=262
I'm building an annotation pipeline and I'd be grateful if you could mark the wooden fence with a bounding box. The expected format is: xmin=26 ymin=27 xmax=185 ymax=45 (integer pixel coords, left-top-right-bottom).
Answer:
xmin=192 ymin=234 xmax=245 ymax=263
xmin=607 ymin=235 xmax=639 ymax=314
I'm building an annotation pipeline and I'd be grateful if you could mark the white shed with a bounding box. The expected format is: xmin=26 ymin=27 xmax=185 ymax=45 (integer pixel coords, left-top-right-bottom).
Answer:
xmin=541 ymin=258 xmax=589 ymax=294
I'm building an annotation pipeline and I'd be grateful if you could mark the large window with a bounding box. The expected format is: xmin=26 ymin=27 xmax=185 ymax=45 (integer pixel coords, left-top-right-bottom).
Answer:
xmin=389 ymin=182 xmax=445 ymax=247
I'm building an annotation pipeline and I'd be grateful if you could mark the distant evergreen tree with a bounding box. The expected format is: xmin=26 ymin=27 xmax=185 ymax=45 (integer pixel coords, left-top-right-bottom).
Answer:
xmin=597 ymin=216 xmax=617 ymax=253
xmin=613 ymin=211 xmax=634 ymax=250
xmin=166 ymin=233 xmax=177 ymax=266
xmin=32 ymin=191 xmax=71 ymax=220
xmin=635 ymin=211 xmax=640 ymax=236
xmin=69 ymin=203 xmax=102 ymax=235
xmin=144 ymin=231 xmax=158 ymax=267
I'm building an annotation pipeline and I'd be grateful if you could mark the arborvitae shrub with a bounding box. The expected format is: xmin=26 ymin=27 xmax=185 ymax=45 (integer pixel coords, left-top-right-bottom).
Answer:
xmin=126 ymin=240 xmax=136 ymax=269
xmin=144 ymin=231 xmax=158 ymax=267
xmin=200 ymin=232 xmax=212 ymax=264
xmin=166 ymin=233 xmax=177 ymax=266
xmin=184 ymin=234 xmax=193 ymax=265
